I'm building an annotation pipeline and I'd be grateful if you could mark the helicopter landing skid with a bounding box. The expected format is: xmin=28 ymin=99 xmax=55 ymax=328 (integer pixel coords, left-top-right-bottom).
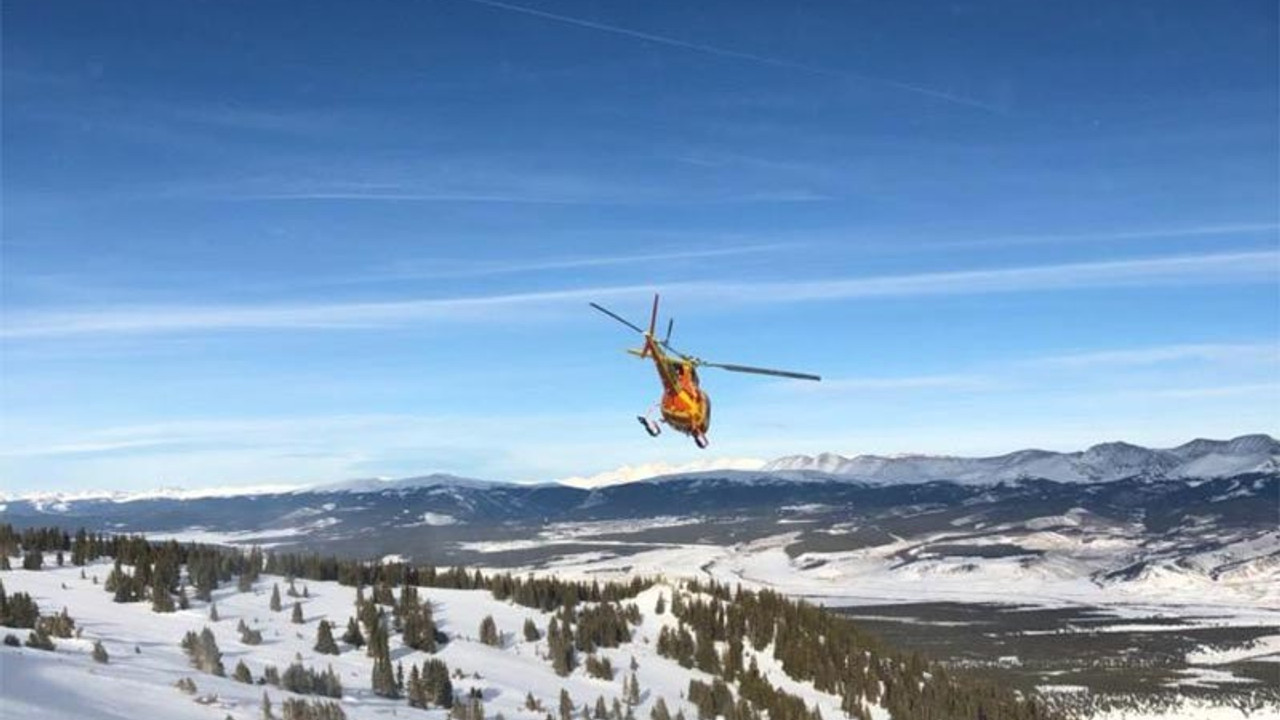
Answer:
xmin=637 ymin=416 xmax=661 ymax=437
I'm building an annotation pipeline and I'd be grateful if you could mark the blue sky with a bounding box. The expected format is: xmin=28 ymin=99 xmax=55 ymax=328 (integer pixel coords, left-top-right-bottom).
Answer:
xmin=3 ymin=1 xmax=1277 ymax=492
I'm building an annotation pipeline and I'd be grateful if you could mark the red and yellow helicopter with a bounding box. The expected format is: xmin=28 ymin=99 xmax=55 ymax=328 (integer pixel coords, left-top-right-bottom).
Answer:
xmin=590 ymin=294 xmax=821 ymax=448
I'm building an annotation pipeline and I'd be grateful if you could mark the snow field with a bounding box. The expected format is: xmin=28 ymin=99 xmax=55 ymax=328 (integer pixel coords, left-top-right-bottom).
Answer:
xmin=0 ymin=559 xmax=768 ymax=720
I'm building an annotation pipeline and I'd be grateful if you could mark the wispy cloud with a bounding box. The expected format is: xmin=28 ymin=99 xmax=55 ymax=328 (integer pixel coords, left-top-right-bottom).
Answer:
xmin=710 ymin=249 xmax=1278 ymax=302
xmin=1036 ymin=342 xmax=1280 ymax=368
xmin=4 ymin=250 xmax=1274 ymax=339
xmin=234 ymin=186 xmax=829 ymax=206
xmin=1131 ymin=383 xmax=1280 ymax=400
xmin=933 ymin=222 xmax=1279 ymax=250
xmin=357 ymin=244 xmax=796 ymax=283
xmin=453 ymin=0 xmax=1001 ymax=112
xmin=0 ymin=438 xmax=182 ymax=458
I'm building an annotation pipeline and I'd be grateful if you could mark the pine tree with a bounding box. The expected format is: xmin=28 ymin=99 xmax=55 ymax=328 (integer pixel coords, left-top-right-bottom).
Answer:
xmin=239 ymin=618 xmax=264 ymax=645
xmin=92 ymin=640 xmax=109 ymax=664
xmin=625 ymin=673 xmax=641 ymax=706
xmin=547 ymin=618 xmax=575 ymax=676
xmin=423 ymin=658 xmax=453 ymax=708
xmin=559 ymin=689 xmax=574 ymax=720
xmin=523 ymin=617 xmax=541 ymax=641
xmin=234 ymin=660 xmax=254 ymax=683
xmin=291 ymin=601 xmax=304 ymax=624
xmin=479 ymin=615 xmax=500 ymax=646
xmin=26 ymin=628 xmax=55 ymax=651
xmin=408 ymin=664 xmax=425 ymax=708
xmin=209 ymin=602 xmax=220 ymax=622
xmin=594 ymin=697 xmax=607 ymax=720
xmin=152 ymin=584 xmax=175 ymax=613
xmin=261 ymin=691 xmax=275 ymax=720
xmin=22 ymin=549 xmax=43 ymax=570
xmin=315 ymin=620 xmax=339 ymax=654
xmin=270 ymin=583 xmax=282 ymax=612
xmin=371 ymin=626 xmax=397 ymax=698
xmin=650 ymin=698 xmax=671 ymax=720
xmin=655 ymin=594 xmax=665 ymax=615
xmin=342 ymin=617 xmax=364 ymax=648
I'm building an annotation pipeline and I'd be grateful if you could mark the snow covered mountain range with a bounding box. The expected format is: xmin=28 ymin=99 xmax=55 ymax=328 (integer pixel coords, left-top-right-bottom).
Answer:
xmin=0 ymin=435 xmax=1274 ymax=600
xmin=763 ymin=433 xmax=1280 ymax=484
xmin=4 ymin=434 xmax=1274 ymax=505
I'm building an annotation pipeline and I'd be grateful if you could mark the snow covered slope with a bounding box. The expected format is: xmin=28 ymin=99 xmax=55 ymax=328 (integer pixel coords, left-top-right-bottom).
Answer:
xmin=764 ymin=434 xmax=1280 ymax=483
xmin=0 ymin=559 xmax=878 ymax=720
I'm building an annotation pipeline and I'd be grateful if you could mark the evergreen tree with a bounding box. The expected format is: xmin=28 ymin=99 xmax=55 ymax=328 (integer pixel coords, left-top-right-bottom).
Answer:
xmin=22 ymin=549 xmax=43 ymax=570
xmin=547 ymin=618 xmax=575 ymax=676
xmin=523 ymin=617 xmax=541 ymax=641
xmin=559 ymin=689 xmax=574 ymax=720
xmin=479 ymin=615 xmax=500 ymax=646
xmin=152 ymin=584 xmax=175 ymax=613
xmin=371 ymin=628 xmax=397 ymax=698
xmin=25 ymin=628 xmax=55 ymax=651
xmin=234 ymin=660 xmax=254 ymax=683
xmin=423 ymin=658 xmax=454 ymax=708
xmin=270 ymin=583 xmax=282 ymax=612
xmin=625 ymin=673 xmax=641 ymax=706
xmin=655 ymin=594 xmax=665 ymax=615
xmin=408 ymin=664 xmax=425 ymax=708
xmin=342 ymin=617 xmax=364 ymax=648
xmin=650 ymin=698 xmax=671 ymax=720
xmin=239 ymin=618 xmax=264 ymax=645
xmin=586 ymin=654 xmax=614 ymax=680
xmin=92 ymin=640 xmax=110 ymax=664
xmin=181 ymin=626 xmax=225 ymax=676
xmin=261 ymin=691 xmax=275 ymax=720
xmin=291 ymin=601 xmax=304 ymax=624
xmin=314 ymin=620 xmax=339 ymax=654
xmin=209 ymin=602 xmax=220 ymax=622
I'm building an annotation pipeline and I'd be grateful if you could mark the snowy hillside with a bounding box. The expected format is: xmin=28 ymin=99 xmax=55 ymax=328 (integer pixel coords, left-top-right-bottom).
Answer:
xmin=763 ymin=434 xmax=1280 ymax=483
xmin=0 ymin=557 xmax=891 ymax=720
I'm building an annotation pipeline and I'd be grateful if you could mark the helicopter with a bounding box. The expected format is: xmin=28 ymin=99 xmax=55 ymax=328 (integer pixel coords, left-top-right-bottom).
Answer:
xmin=590 ymin=294 xmax=821 ymax=448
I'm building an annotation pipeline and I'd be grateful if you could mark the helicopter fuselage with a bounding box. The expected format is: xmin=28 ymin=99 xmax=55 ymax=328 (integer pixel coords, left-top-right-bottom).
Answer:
xmin=639 ymin=336 xmax=711 ymax=441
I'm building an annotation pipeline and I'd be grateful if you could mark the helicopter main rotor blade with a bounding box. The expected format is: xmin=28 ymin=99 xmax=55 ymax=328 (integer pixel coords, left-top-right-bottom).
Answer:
xmin=700 ymin=361 xmax=821 ymax=382
xmin=589 ymin=302 xmax=646 ymax=335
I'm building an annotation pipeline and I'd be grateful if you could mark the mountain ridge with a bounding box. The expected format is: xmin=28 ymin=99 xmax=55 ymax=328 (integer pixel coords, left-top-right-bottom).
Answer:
xmin=3 ymin=433 xmax=1274 ymax=503
xmin=763 ymin=433 xmax=1279 ymax=484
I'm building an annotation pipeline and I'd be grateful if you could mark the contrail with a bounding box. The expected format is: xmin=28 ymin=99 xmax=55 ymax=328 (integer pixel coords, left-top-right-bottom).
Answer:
xmin=451 ymin=0 xmax=1002 ymax=113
